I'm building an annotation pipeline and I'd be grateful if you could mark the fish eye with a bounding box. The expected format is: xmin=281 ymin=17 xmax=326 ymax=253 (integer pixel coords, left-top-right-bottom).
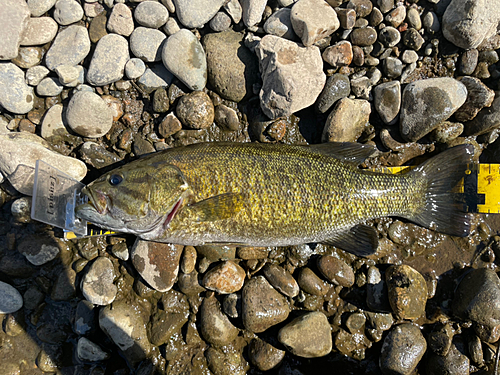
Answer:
xmin=109 ymin=174 xmax=123 ymax=186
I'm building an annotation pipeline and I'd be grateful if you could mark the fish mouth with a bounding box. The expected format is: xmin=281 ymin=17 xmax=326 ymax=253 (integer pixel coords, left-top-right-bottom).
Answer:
xmin=82 ymin=186 xmax=108 ymax=215
xmin=163 ymin=197 xmax=183 ymax=229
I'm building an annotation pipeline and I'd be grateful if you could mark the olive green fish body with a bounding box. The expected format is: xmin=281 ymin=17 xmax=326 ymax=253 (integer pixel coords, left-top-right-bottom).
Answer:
xmin=76 ymin=142 xmax=473 ymax=256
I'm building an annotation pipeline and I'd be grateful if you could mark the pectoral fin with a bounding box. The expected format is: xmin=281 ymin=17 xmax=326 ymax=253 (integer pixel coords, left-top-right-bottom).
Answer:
xmin=322 ymin=224 xmax=378 ymax=257
xmin=189 ymin=193 xmax=244 ymax=222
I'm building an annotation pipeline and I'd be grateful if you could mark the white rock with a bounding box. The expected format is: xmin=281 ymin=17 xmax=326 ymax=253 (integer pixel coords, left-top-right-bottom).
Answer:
xmin=290 ymin=0 xmax=340 ymax=46
xmin=125 ymin=58 xmax=146 ymax=79
xmin=255 ymin=35 xmax=326 ymax=119
xmin=224 ymin=0 xmax=243 ymax=23
xmin=45 ymin=25 xmax=91 ymax=71
xmin=0 ymin=0 xmax=31 ymax=60
xmin=55 ymin=64 xmax=81 ymax=84
xmin=163 ymin=17 xmax=180 ymax=36
xmin=41 ymin=103 xmax=69 ymax=139
xmin=66 ymin=91 xmax=114 ymax=137
xmin=27 ymin=0 xmax=57 ymax=17
xmin=26 ymin=65 xmax=50 ymax=86
xmin=162 ymin=29 xmax=207 ymax=90
xmin=36 ymin=77 xmax=64 ymax=96
xmin=173 ymin=0 xmax=225 ymax=28
xmin=130 ymin=27 xmax=166 ymax=62
xmin=0 ymin=62 xmax=34 ymax=114
xmin=134 ymin=1 xmax=169 ymax=28
xmin=53 ymin=0 xmax=84 ymax=25
xmin=0 ymin=281 xmax=23 ymax=314
xmin=87 ymin=33 xmax=129 ymax=86
xmin=0 ymin=132 xmax=87 ymax=195
xmin=81 ymin=257 xmax=117 ymax=306
xmin=241 ymin=0 xmax=267 ymax=27
xmin=20 ymin=17 xmax=59 ymax=46
xmin=107 ymin=3 xmax=134 ymax=36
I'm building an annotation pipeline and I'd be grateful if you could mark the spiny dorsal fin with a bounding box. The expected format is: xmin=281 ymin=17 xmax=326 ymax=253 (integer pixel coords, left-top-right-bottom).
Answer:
xmin=188 ymin=193 xmax=245 ymax=222
xmin=307 ymin=142 xmax=377 ymax=165
xmin=322 ymin=224 xmax=378 ymax=257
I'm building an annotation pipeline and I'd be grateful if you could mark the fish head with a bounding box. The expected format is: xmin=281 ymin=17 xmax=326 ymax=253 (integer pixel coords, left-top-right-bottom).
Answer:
xmin=76 ymin=161 xmax=190 ymax=235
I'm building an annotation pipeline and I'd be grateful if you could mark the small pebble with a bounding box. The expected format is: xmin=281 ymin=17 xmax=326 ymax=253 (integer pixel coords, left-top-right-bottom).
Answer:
xmin=203 ymin=260 xmax=246 ymax=294
xmin=176 ymin=91 xmax=215 ymax=129
xmin=248 ymin=338 xmax=285 ymax=371
xmin=66 ymin=91 xmax=113 ymax=138
xmin=0 ymin=281 xmax=23 ymax=314
xmin=262 ymin=263 xmax=300 ymax=298
xmin=317 ymin=255 xmax=355 ymax=287
xmin=134 ymin=1 xmax=169 ymax=29
xmin=107 ymin=3 xmax=134 ymax=37
xmin=53 ymin=0 xmax=83 ymax=26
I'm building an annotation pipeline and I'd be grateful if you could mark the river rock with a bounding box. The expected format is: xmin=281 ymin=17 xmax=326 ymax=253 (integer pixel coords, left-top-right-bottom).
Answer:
xmin=26 ymin=65 xmax=50 ymax=86
xmin=53 ymin=0 xmax=83 ymax=25
xmin=134 ymin=1 xmax=169 ymax=28
xmin=214 ymin=104 xmax=240 ymax=131
xmin=0 ymin=62 xmax=34 ymax=114
xmin=248 ymin=338 xmax=285 ymax=371
xmin=12 ymin=46 xmax=43 ymax=69
xmin=241 ymin=0 xmax=267 ymax=27
xmin=278 ymin=311 xmax=332 ymax=358
xmin=465 ymin=94 xmax=500 ymax=136
xmin=452 ymin=268 xmax=500 ymax=342
xmin=87 ymin=33 xmax=129 ymax=86
xmin=225 ymin=0 xmax=242 ymax=23
xmin=176 ymin=90 xmax=214 ymax=129
xmin=374 ymin=80 xmax=401 ymax=125
xmin=125 ymin=58 xmax=146 ymax=79
xmin=203 ymin=261 xmax=246 ymax=294
xmin=81 ymin=257 xmax=117 ymax=306
xmin=316 ymin=73 xmax=350 ymax=113
xmin=262 ymin=263 xmax=299 ymax=298
xmin=322 ymin=98 xmax=371 ymax=142
xmin=455 ymin=76 xmax=495 ymax=122
xmin=255 ymin=35 xmax=326 ymax=119
xmin=21 ymin=17 xmax=58 ymax=46
xmin=40 ymin=103 xmax=68 ymax=139
xmin=137 ymin=64 xmax=174 ymax=93
xmin=162 ymin=29 xmax=207 ymax=91
xmin=130 ymin=27 xmax=165 ymax=63
xmin=45 ymin=25 xmax=91 ymax=71
xmin=18 ymin=233 xmax=61 ymax=266
xmin=242 ymin=276 xmax=290 ymax=333
xmin=99 ymin=300 xmax=151 ymax=365
xmin=210 ymin=11 xmax=231 ymax=32
xmin=66 ymin=91 xmax=113 ymax=137
xmin=298 ymin=267 xmax=329 ymax=296
xmin=322 ymin=41 xmax=353 ymax=68
xmin=0 ymin=132 xmax=86 ymax=195
xmin=442 ymin=0 xmax=500 ymax=50
xmin=380 ymin=323 xmax=427 ymax=375
xmin=317 ymin=255 xmax=355 ymax=287
xmin=399 ymin=77 xmax=467 ymax=142
xmin=107 ymin=3 xmax=134 ymax=37
xmin=27 ymin=0 xmax=57 ymax=17
xmin=51 ymin=267 xmax=77 ymax=301
xmin=203 ymin=30 xmax=259 ymax=102
xmin=263 ymin=8 xmax=295 ymax=40
xmin=426 ymin=341 xmax=470 ymax=375
xmin=36 ymin=77 xmax=63 ymax=96
xmin=200 ymin=295 xmax=239 ymax=346
xmin=131 ymin=240 xmax=183 ymax=292
xmin=77 ymin=337 xmax=109 ymax=362
xmin=0 ymin=0 xmax=30 ymax=60
xmin=174 ymin=0 xmax=225 ymax=28
xmin=290 ymin=0 xmax=340 ymax=47
xmin=206 ymin=346 xmax=249 ymax=375
xmin=386 ymin=264 xmax=428 ymax=320
xmin=0 ymin=281 xmax=23 ymax=314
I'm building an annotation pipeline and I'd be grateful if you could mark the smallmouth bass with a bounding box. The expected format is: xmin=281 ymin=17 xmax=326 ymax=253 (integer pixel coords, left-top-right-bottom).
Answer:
xmin=76 ymin=142 xmax=473 ymax=256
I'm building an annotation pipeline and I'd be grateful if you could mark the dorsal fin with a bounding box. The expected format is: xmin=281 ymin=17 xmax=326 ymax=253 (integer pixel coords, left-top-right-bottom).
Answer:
xmin=307 ymin=142 xmax=377 ymax=165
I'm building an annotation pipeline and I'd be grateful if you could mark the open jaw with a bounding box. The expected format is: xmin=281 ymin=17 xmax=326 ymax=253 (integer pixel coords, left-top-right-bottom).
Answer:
xmin=83 ymin=187 xmax=108 ymax=215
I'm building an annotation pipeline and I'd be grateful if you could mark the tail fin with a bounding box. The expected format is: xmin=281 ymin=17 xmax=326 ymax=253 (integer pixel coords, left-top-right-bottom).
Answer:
xmin=405 ymin=144 xmax=474 ymax=237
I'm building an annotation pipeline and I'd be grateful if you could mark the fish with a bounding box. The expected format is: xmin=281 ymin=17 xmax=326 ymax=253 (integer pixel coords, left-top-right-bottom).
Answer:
xmin=75 ymin=142 xmax=473 ymax=257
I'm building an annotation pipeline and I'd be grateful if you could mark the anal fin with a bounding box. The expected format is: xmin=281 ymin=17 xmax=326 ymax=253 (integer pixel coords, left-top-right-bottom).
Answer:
xmin=322 ymin=224 xmax=378 ymax=257
xmin=189 ymin=193 xmax=244 ymax=222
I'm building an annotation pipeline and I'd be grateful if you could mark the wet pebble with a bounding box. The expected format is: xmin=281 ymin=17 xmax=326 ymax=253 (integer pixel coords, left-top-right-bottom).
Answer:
xmin=262 ymin=263 xmax=299 ymax=298
xmin=206 ymin=346 xmax=249 ymax=375
xmin=203 ymin=260 xmax=246 ymax=294
xmin=465 ymin=95 xmax=500 ymax=136
xmin=459 ymin=49 xmax=479 ymax=76
xmin=298 ymin=267 xmax=329 ymax=296
xmin=337 ymin=8 xmax=356 ymax=30
xmin=242 ymin=276 xmax=290 ymax=333
xmin=107 ymin=3 xmax=134 ymax=37
xmin=350 ymin=27 xmax=377 ymax=46
xmin=248 ymin=338 xmax=285 ymax=371
xmin=373 ymin=80 xmax=400 ymax=125
xmin=23 ymin=286 xmax=44 ymax=311
xmin=214 ymin=104 xmax=240 ymax=131
xmin=428 ymin=323 xmax=454 ymax=356
xmin=255 ymin=35 xmax=325 ymax=119
xmin=0 ymin=0 xmax=30 ymax=60
xmin=203 ymin=30 xmax=259 ymax=102
xmin=290 ymin=0 xmax=340 ymax=47
xmin=0 ymin=281 xmax=23 ymax=314
xmin=278 ymin=311 xmax=332 ymax=358
xmin=134 ymin=1 xmax=169 ymax=29
xmin=130 ymin=27 xmax=166 ymax=63
xmin=51 ymin=268 xmax=76 ymax=301
xmin=79 ymin=142 xmax=122 ymax=169
xmin=158 ymin=112 xmax=182 ymax=138
xmin=386 ymin=264 xmax=428 ymax=320
xmin=380 ymin=323 xmax=427 ymax=375
xmin=162 ymin=29 xmax=207 ymax=91
xmin=200 ymin=295 xmax=239 ymax=346
xmin=452 ymin=268 xmax=500 ymax=342
xmin=66 ymin=91 xmax=113 ymax=138
xmin=316 ymin=73 xmax=351 ymax=113
xmin=399 ymin=77 xmax=467 ymax=142
xmin=53 ymin=0 xmax=83 ymax=25
xmin=77 ymin=337 xmax=109 ymax=362
xmin=263 ymin=8 xmax=295 ymax=39
xmin=175 ymin=0 xmax=226 ymax=28
xmin=99 ymin=300 xmax=151 ymax=366
xmin=87 ymin=33 xmax=129 ymax=86
xmin=426 ymin=341 xmax=470 ymax=375
xmin=81 ymin=256 xmax=117 ymax=306
xmin=322 ymin=98 xmax=371 ymax=142
xmin=45 ymin=25 xmax=91 ymax=71
xmin=11 ymin=197 xmax=31 ymax=223
xmin=455 ymin=76 xmax=495 ymax=122
xmin=382 ymin=56 xmax=403 ymax=78
xmin=176 ymin=90 xmax=214 ymax=129
xmin=322 ymin=40 xmax=353 ymax=68
xmin=317 ymin=255 xmax=355 ymax=287
xmin=385 ymin=4 xmax=406 ymax=27
xmin=403 ymin=28 xmax=425 ymax=50
xmin=429 ymin=121 xmax=464 ymax=143
xmin=350 ymin=76 xmax=372 ymax=99
xmin=0 ymin=63 xmax=34 ymax=114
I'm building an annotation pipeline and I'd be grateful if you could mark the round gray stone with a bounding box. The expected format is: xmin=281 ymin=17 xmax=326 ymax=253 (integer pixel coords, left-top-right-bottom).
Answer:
xmin=263 ymin=8 xmax=295 ymax=40
xmin=130 ymin=27 xmax=166 ymax=62
xmin=162 ymin=29 xmax=207 ymax=90
xmin=53 ymin=0 xmax=84 ymax=25
xmin=125 ymin=58 xmax=146 ymax=79
xmin=316 ymin=73 xmax=350 ymax=113
xmin=174 ymin=0 xmax=226 ymax=28
xmin=107 ymin=3 xmax=134 ymax=37
xmin=20 ymin=17 xmax=58 ymax=46
xmin=81 ymin=256 xmax=117 ymax=306
xmin=26 ymin=65 xmax=50 ymax=86
xmin=45 ymin=25 xmax=91 ymax=71
xmin=374 ymin=80 xmax=401 ymax=125
xmin=27 ymin=0 xmax=57 ymax=17
xmin=0 ymin=62 xmax=34 ymax=114
xmin=36 ymin=77 xmax=63 ymax=96
xmin=87 ymin=33 xmax=129 ymax=86
xmin=66 ymin=91 xmax=113 ymax=137
xmin=290 ymin=0 xmax=340 ymax=46
xmin=209 ymin=11 xmax=232 ymax=32
xmin=0 ymin=281 xmax=23 ymax=314
xmin=134 ymin=1 xmax=169 ymax=28
xmin=137 ymin=64 xmax=174 ymax=93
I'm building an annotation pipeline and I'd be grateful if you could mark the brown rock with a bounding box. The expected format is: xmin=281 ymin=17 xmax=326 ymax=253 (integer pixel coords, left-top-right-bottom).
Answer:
xmin=203 ymin=260 xmax=246 ymax=294
xmin=317 ymin=255 xmax=355 ymax=287
xmin=176 ymin=91 xmax=214 ymax=130
xmin=322 ymin=41 xmax=353 ymax=68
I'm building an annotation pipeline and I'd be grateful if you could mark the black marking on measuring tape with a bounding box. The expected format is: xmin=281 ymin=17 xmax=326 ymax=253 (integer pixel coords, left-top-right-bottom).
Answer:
xmin=463 ymin=167 xmax=485 ymax=213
